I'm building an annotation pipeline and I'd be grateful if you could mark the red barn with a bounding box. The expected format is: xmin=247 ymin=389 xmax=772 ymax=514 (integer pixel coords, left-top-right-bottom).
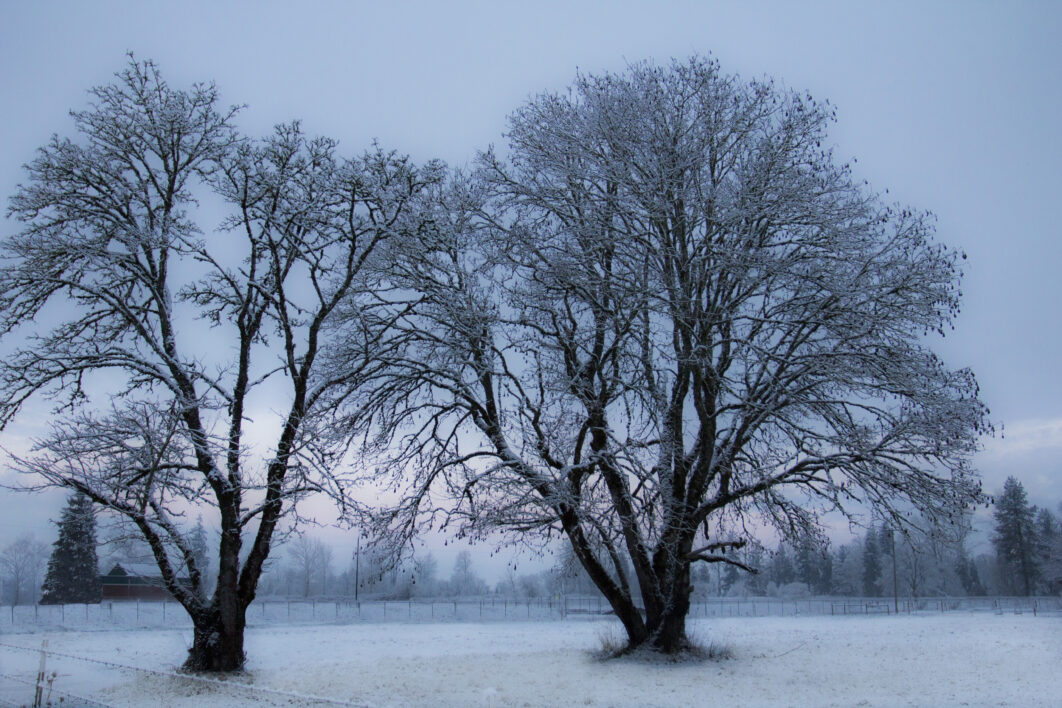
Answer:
xmin=99 ymin=563 xmax=191 ymax=600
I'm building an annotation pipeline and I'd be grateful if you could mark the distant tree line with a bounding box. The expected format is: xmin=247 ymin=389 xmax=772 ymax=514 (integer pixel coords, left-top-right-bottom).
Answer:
xmin=3 ymin=475 xmax=1060 ymax=605
xmin=255 ymin=473 xmax=1061 ymax=602
xmin=2 ymin=477 xmax=1059 ymax=605
xmin=689 ymin=476 xmax=1060 ymax=600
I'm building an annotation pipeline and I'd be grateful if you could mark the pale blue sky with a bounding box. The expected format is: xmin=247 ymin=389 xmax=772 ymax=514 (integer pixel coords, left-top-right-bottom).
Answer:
xmin=1 ymin=1 xmax=1060 ymax=566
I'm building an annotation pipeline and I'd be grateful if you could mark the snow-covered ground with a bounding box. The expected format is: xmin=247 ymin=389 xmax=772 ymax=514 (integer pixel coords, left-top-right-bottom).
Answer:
xmin=2 ymin=613 xmax=1059 ymax=707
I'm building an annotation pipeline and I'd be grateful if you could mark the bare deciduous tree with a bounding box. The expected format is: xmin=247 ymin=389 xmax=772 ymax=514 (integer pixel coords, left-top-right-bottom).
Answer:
xmin=286 ymin=535 xmax=332 ymax=598
xmin=411 ymin=552 xmax=438 ymax=597
xmin=0 ymin=58 xmax=439 ymax=670
xmin=449 ymin=549 xmax=487 ymax=596
xmin=0 ymin=534 xmax=48 ymax=605
xmin=344 ymin=58 xmax=989 ymax=654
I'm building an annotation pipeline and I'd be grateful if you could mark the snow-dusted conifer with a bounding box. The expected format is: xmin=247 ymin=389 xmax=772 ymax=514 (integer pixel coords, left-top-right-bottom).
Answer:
xmin=40 ymin=492 xmax=101 ymax=604
xmin=745 ymin=546 xmax=768 ymax=596
xmin=955 ymin=546 xmax=985 ymax=596
xmin=796 ymin=541 xmax=832 ymax=594
xmin=1035 ymin=507 xmax=1061 ymax=593
xmin=188 ymin=517 xmax=211 ymax=599
xmin=862 ymin=528 xmax=882 ymax=597
xmin=769 ymin=544 xmax=797 ymax=587
xmin=992 ymin=477 xmax=1039 ymax=596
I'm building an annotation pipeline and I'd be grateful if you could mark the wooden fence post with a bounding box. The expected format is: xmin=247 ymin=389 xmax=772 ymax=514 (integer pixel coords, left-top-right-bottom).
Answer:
xmin=33 ymin=638 xmax=48 ymax=708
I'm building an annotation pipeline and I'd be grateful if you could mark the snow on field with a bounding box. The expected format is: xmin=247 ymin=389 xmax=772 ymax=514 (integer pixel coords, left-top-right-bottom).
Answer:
xmin=2 ymin=613 xmax=1060 ymax=707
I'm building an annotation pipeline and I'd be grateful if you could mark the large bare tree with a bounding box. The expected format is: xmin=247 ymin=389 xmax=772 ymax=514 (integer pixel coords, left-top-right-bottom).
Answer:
xmin=0 ymin=534 xmax=48 ymax=605
xmin=287 ymin=535 xmax=333 ymax=598
xmin=344 ymin=58 xmax=989 ymax=654
xmin=0 ymin=59 xmax=440 ymax=670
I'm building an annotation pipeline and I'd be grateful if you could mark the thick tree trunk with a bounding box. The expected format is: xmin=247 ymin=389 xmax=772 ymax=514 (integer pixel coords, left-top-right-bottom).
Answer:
xmin=650 ymin=579 xmax=693 ymax=654
xmin=629 ymin=551 xmax=692 ymax=654
xmin=184 ymin=517 xmax=247 ymax=672
xmin=607 ymin=585 xmax=693 ymax=655
xmin=184 ymin=606 xmax=246 ymax=672
xmin=614 ymin=554 xmax=695 ymax=655
xmin=572 ymin=537 xmax=697 ymax=655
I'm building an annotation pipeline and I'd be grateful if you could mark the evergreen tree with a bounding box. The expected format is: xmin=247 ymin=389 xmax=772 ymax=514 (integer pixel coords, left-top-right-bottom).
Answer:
xmin=992 ymin=477 xmax=1039 ymax=596
xmin=879 ymin=527 xmax=899 ymax=600
xmin=39 ymin=492 xmax=101 ymax=604
xmin=722 ymin=562 xmax=740 ymax=595
xmin=880 ymin=526 xmax=895 ymax=561
xmin=769 ymin=543 xmax=796 ymax=587
xmin=793 ymin=541 xmax=834 ymax=595
xmin=967 ymin=557 xmax=985 ymax=596
xmin=188 ymin=516 xmax=211 ymax=599
xmin=745 ymin=545 xmax=768 ymax=595
xmin=955 ymin=547 xmax=985 ymax=596
xmin=862 ymin=527 xmax=882 ymax=597
xmin=690 ymin=563 xmax=712 ymax=598
xmin=816 ymin=547 xmax=834 ymax=595
xmin=1033 ymin=507 xmax=1060 ymax=593
xmin=795 ymin=543 xmax=818 ymax=590
xmin=832 ymin=545 xmax=859 ymax=596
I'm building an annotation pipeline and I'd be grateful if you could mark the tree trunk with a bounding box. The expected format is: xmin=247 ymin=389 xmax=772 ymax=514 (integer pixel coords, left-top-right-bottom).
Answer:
xmin=604 ymin=580 xmax=693 ymax=655
xmin=185 ymin=519 xmax=247 ymax=672
xmin=634 ymin=550 xmax=692 ymax=654
xmin=611 ymin=597 xmax=649 ymax=649
xmin=570 ymin=533 xmax=697 ymax=656
xmin=650 ymin=580 xmax=692 ymax=654
xmin=184 ymin=606 xmax=246 ymax=672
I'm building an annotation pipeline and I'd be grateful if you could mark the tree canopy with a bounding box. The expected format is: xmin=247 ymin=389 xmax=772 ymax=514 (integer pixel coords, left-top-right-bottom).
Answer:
xmin=1 ymin=57 xmax=440 ymax=670
xmin=342 ymin=57 xmax=989 ymax=653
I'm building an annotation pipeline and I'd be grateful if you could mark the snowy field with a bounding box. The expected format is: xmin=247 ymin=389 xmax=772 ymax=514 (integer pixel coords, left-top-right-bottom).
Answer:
xmin=2 ymin=613 xmax=1060 ymax=707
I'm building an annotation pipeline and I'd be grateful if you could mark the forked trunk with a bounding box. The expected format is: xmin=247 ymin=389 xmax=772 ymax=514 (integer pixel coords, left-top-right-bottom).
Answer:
xmin=184 ymin=605 xmax=246 ymax=672
xmin=184 ymin=543 xmax=247 ymax=672
xmin=611 ymin=598 xmax=649 ymax=649
xmin=578 ymin=541 xmax=696 ymax=656
xmin=650 ymin=584 xmax=692 ymax=654
xmin=643 ymin=557 xmax=693 ymax=654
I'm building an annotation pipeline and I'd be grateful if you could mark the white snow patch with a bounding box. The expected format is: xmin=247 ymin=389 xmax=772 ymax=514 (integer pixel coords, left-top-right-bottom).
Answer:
xmin=1 ymin=614 xmax=1059 ymax=707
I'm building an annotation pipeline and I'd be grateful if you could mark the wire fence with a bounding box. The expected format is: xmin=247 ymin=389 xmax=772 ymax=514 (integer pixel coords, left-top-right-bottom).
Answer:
xmin=0 ymin=596 xmax=564 ymax=631
xmin=0 ymin=639 xmax=366 ymax=708
xmin=691 ymin=595 xmax=1061 ymax=617
xmin=0 ymin=594 xmax=1058 ymax=632
xmin=0 ymin=596 xmax=1058 ymax=706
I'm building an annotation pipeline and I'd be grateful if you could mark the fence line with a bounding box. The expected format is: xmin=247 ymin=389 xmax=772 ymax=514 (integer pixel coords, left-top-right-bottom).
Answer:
xmin=685 ymin=595 xmax=1061 ymax=618
xmin=0 ymin=595 xmax=1058 ymax=631
xmin=0 ymin=596 xmax=569 ymax=630
xmin=0 ymin=670 xmax=114 ymax=708
xmin=0 ymin=640 xmax=364 ymax=708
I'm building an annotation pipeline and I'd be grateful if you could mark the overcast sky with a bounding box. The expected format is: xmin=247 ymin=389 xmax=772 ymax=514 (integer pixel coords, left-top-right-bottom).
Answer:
xmin=1 ymin=1 xmax=1060 ymax=569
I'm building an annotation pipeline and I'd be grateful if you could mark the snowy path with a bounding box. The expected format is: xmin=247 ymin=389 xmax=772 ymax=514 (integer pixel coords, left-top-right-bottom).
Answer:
xmin=1 ymin=614 xmax=1059 ymax=707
